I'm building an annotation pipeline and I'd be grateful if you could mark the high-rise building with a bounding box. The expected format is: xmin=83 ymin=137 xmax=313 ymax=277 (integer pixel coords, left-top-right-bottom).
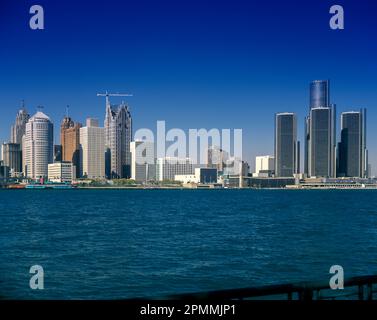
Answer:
xmin=275 ymin=113 xmax=298 ymax=177
xmin=130 ymin=140 xmax=155 ymax=182
xmin=255 ymin=155 xmax=275 ymax=175
xmin=305 ymin=80 xmax=330 ymax=175
xmin=80 ymin=118 xmax=105 ymax=179
xmin=338 ymin=109 xmax=367 ymax=178
xmin=104 ymin=100 xmax=132 ymax=179
xmin=10 ymin=103 xmax=30 ymax=146
xmin=310 ymin=80 xmax=330 ymax=109
xmin=24 ymin=111 xmax=54 ymax=179
xmin=61 ymin=116 xmax=82 ymax=177
xmin=305 ymin=80 xmax=336 ymax=178
xmin=308 ymin=106 xmax=336 ymax=177
xmin=156 ymin=157 xmax=193 ymax=181
xmin=1 ymin=143 xmax=22 ymax=176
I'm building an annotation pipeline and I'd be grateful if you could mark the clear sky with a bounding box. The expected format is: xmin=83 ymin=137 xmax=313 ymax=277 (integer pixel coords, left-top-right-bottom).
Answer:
xmin=1 ymin=0 xmax=376 ymax=174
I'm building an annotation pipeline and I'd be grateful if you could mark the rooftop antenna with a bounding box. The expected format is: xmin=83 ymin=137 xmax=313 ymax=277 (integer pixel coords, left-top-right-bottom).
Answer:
xmin=97 ymin=91 xmax=133 ymax=108
xmin=37 ymin=105 xmax=44 ymax=112
xmin=66 ymin=105 xmax=70 ymax=118
xmin=20 ymin=99 xmax=25 ymax=109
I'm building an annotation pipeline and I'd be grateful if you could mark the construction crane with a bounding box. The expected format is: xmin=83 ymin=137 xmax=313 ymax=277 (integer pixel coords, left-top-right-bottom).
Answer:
xmin=97 ymin=91 xmax=133 ymax=107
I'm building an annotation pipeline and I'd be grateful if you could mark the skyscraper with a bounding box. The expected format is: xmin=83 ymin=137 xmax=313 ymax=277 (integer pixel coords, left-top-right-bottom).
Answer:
xmin=10 ymin=103 xmax=30 ymax=146
xmin=274 ymin=113 xmax=298 ymax=177
xmin=104 ymin=101 xmax=132 ymax=179
xmin=24 ymin=111 xmax=54 ymax=179
xmin=308 ymin=106 xmax=336 ymax=177
xmin=338 ymin=109 xmax=367 ymax=178
xmin=80 ymin=118 xmax=105 ymax=179
xmin=61 ymin=116 xmax=82 ymax=177
xmin=305 ymin=80 xmax=336 ymax=178
xmin=310 ymin=80 xmax=329 ymax=109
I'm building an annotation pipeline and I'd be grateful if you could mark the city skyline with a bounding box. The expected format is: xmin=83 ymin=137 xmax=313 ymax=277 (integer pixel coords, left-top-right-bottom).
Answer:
xmin=2 ymin=79 xmax=373 ymax=179
xmin=1 ymin=0 xmax=377 ymax=174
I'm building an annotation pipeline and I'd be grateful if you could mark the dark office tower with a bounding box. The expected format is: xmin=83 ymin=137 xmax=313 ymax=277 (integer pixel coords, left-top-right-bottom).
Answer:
xmin=275 ymin=113 xmax=298 ymax=177
xmin=310 ymin=80 xmax=330 ymax=109
xmin=54 ymin=145 xmax=62 ymax=163
xmin=308 ymin=105 xmax=336 ymax=177
xmin=304 ymin=116 xmax=310 ymax=176
xmin=338 ymin=109 xmax=367 ymax=178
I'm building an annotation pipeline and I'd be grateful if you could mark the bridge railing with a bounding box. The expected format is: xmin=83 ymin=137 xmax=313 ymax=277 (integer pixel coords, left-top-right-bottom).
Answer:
xmin=166 ymin=275 xmax=377 ymax=300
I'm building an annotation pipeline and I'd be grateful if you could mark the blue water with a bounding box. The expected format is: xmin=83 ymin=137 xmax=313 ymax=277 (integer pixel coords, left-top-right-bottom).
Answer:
xmin=1 ymin=189 xmax=377 ymax=299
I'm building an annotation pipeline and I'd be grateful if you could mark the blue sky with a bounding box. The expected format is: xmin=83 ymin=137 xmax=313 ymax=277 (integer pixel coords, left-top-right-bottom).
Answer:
xmin=1 ymin=0 xmax=376 ymax=174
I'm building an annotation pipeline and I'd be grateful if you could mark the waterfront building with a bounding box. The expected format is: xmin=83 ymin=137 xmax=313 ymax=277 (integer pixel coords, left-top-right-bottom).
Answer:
xmin=338 ymin=109 xmax=367 ymax=178
xmin=61 ymin=116 xmax=82 ymax=177
xmin=308 ymin=106 xmax=336 ymax=177
xmin=104 ymin=100 xmax=132 ymax=179
xmin=174 ymin=167 xmax=217 ymax=184
xmin=130 ymin=140 xmax=155 ymax=182
xmin=48 ymin=162 xmax=75 ymax=183
xmin=255 ymin=155 xmax=275 ymax=176
xmin=24 ymin=111 xmax=54 ymax=179
xmin=274 ymin=113 xmax=298 ymax=177
xmin=156 ymin=157 xmax=193 ymax=181
xmin=80 ymin=118 xmax=105 ymax=179
xmin=1 ymin=142 xmax=22 ymax=176
xmin=10 ymin=104 xmax=30 ymax=146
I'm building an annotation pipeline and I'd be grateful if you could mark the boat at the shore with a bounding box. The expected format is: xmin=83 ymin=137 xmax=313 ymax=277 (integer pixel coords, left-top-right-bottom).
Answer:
xmin=25 ymin=182 xmax=75 ymax=190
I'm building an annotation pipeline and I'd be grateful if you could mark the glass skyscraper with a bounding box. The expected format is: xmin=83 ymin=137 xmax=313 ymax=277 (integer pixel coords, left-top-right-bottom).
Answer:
xmin=310 ymin=80 xmax=329 ymax=109
xmin=338 ymin=109 xmax=367 ymax=178
xmin=305 ymin=80 xmax=336 ymax=178
xmin=274 ymin=113 xmax=298 ymax=177
xmin=308 ymin=106 xmax=336 ymax=177
xmin=104 ymin=101 xmax=132 ymax=179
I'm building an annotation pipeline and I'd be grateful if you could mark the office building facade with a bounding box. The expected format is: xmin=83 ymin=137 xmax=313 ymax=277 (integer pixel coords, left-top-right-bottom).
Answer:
xmin=61 ymin=116 xmax=82 ymax=177
xmin=24 ymin=111 xmax=54 ymax=179
xmin=308 ymin=106 xmax=336 ymax=177
xmin=1 ymin=142 xmax=22 ymax=176
xmin=104 ymin=102 xmax=132 ymax=179
xmin=255 ymin=155 xmax=275 ymax=175
xmin=156 ymin=157 xmax=193 ymax=181
xmin=275 ymin=113 xmax=298 ymax=177
xmin=48 ymin=162 xmax=75 ymax=183
xmin=80 ymin=118 xmax=105 ymax=179
xmin=130 ymin=140 xmax=155 ymax=182
xmin=338 ymin=109 xmax=367 ymax=178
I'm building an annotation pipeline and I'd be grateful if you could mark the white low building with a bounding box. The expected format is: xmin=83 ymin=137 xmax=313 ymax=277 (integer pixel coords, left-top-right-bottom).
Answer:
xmin=175 ymin=167 xmax=217 ymax=184
xmin=174 ymin=174 xmax=199 ymax=184
xmin=48 ymin=162 xmax=75 ymax=183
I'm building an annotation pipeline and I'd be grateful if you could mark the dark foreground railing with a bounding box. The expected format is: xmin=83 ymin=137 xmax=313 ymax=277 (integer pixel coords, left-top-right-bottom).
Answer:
xmin=166 ymin=275 xmax=377 ymax=300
